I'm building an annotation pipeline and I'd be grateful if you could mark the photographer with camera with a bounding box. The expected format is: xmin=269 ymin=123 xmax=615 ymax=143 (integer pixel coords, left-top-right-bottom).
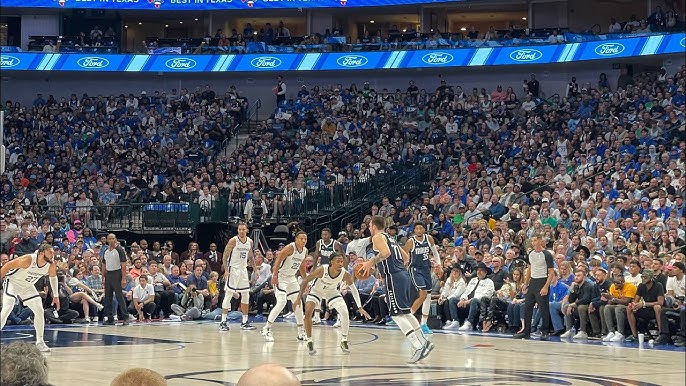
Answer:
xmin=170 ymin=283 xmax=205 ymax=321
xmin=244 ymin=189 xmax=267 ymax=227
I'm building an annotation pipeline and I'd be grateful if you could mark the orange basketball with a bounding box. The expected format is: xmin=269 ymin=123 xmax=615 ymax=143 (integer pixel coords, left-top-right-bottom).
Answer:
xmin=354 ymin=262 xmax=371 ymax=280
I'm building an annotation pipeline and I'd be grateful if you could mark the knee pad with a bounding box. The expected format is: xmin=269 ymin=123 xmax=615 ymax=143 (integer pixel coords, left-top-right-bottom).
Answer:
xmin=240 ymin=291 xmax=250 ymax=305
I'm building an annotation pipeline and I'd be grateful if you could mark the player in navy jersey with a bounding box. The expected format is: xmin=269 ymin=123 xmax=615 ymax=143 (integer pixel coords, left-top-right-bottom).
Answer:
xmin=402 ymin=221 xmax=440 ymax=334
xmin=360 ymin=216 xmax=434 ymax=363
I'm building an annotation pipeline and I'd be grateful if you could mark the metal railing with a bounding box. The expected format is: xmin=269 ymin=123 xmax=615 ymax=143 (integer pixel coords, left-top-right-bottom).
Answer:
xmin=21 ymin=163 xmax=438 ymax=234
xmin=220 ymin=98 xmax=262 ymax=154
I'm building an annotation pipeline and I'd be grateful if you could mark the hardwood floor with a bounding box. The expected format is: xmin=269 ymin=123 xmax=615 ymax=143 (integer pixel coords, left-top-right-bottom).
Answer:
xmin=2 ymin=319 xmax=684 ymax=386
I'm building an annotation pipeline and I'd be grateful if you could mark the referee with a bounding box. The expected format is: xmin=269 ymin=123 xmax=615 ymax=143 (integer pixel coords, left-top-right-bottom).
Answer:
xmin=102 ymin=233 xmax=129 ymax=325
xmin=514 ymin=234 xmax=554 ymax=340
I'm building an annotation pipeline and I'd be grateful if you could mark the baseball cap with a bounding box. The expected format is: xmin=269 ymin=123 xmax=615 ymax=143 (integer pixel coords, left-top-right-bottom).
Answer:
xmin=74 ymin=219 xmax=82 ymax=225
xmin=420 ymin=206 xmax=428 ymax=210
xmin=641 ymin=197 xmax=650 ymax=203
xmin=541 ymin=197 xmax=549 ymax=202
xmin=642 ymin=268 xmax=655 ymax=278
xmin=495 ymin=244 xmax=503 ymax=250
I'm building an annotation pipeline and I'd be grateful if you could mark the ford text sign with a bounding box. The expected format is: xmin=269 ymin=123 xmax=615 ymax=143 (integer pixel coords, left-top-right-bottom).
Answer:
xmin=165 ymin=58 xmax=197 ymax=69
xmin=510 ymin=49 xmax=543 ymax=62
xmin=421 ymin=52 xmax=454 ymax=65
xmin=336 ymin=55 xmax=369 ymax=68
xmin=594 ymin=43 xmax=625 ymax=56
xmin=0 ymin=55 xmax=20 ymax=68
xmin=76 ymin=56 xmax=110 ymax=69
xmin=250 ymin=56 xmax=282 ymax=69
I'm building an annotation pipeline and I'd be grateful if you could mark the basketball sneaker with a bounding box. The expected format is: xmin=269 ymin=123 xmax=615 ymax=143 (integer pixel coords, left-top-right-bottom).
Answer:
xmin=420 ymin=324 xmax=433 ymax=335
xmin=419 ymin=340 xmax=434 ymax=360
xmin=307 ymin=340 xmax=317 ymax=355
xmin=407 ymin=346 xmax=424 ymax=364
xmin=241 ymin=322 xmax=256 ymax=330
xmin=297 ymin=329 xmax=307 ymax=341
xmin=219 ymin=321 xmax=230 ymax=331
xmin=340 ymin=340 xmax=350 ymax=353
xmin=261 ymin=327 xmax=275 ymax=342
xmin=36 ymin=341 xmax=51 ymax=353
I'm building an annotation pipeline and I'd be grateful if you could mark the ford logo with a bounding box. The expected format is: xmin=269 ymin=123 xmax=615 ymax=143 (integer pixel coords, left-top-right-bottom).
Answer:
xmin=250 ymin=56 xmax=282 ymax=69
xmin=76 ymin=56 xmax=110 ymax=69
xmin=336 ymin=55 xmax=368 ymax=68
xmin=594 ymin=43 xmax=625 ymax=56
xmin=421 ymin=52 xmax=454 ymax=65
xmin=510 ymin=49 xmax=543 ymax=62
xmin=164 ymin=58 xmax=197 ymax=69
xmin=680 ymin=38 xmax=685 ymax=48
xmin=0 ymin=55 xmax=20 ymax=68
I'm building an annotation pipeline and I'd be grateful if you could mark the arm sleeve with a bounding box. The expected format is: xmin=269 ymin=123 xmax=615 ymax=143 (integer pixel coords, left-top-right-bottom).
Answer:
xmin=349 ymin=284 xmax=363 ymax=308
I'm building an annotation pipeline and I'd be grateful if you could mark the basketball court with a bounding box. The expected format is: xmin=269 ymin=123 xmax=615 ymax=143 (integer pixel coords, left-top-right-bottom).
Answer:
xmin=1 ymin=319 xmax=684 ymax=385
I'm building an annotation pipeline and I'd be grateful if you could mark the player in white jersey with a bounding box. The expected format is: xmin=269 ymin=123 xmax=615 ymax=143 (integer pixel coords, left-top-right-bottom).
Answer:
xmin=261 ymin=231 xmax=308 ymax=342
xmin=0 ymin=243 xmax=60 ymax=352
xmin=296 ymin=252 xmax=370 ymax=355
xmin=219 ymin=223 xmax=256 ymax=331
xmin=312 ymin=228 xmax=344 ymax=324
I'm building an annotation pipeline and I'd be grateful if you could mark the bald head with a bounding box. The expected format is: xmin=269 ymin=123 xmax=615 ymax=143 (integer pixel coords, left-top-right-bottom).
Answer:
xmin=237 ymin=364 xmax=301 ymax=386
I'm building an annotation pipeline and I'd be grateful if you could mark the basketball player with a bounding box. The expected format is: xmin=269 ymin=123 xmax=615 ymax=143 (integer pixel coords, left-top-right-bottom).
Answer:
xmin=219 ymin=223 xmax=256 ymax=331
xmin=261 ymin=231 xmax=308 ymax=342
xmin=312 ymin=228 xmax=344 ymax=324
xmin=402 ymin=221 xmax=440 ymax=334
xmin=0 ymin=243 xmax=60 ymax=352
xmin=360 ymin=216 xmax=433 ymax=363
xmin=296 ymin=252 xmax=371 ymax=355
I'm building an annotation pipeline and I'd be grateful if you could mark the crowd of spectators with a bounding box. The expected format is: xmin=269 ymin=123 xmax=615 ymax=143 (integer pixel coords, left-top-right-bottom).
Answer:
xmin=1 ymin=56 xmax=685 ymax=346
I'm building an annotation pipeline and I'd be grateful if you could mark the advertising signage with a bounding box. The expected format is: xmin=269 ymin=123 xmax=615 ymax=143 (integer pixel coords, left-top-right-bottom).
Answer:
xmin=2 ymin=0 xmax=461 ymax=10
xmin=2 ymin=33 xmax=683 ymax=72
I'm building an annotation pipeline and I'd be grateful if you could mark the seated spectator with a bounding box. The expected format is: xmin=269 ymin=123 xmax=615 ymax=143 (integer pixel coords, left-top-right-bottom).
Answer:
xmin=548 ymin=29 xmax=565 ymax=44
xmin=128 ymin=275 xmax=157 ymax=322
xmin=560 ymin=268 xmax=596 ymax=339
xmin=602 ymin=267 xmax=637 ymax=342
xmin=455 ymin=262 xmax=495 ymax=331
xmin=170 ymin=283 xmax=205 ymax=321
xmin=626 ymin=269 xmax=665 ymax=342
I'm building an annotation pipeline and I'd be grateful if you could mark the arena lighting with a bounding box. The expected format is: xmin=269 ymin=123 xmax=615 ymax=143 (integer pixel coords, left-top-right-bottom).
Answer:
xmin=194 ymin=18 xmax=199 ymax=21
xmin=179 ymin=21 xmax=183 ymax=24
xmin=460 ymin=27 xmax=466 ymax=31
xmin=522 ymin=17 xmax=527 ymax=20
xmin=369 ymin=20 xmax=375 ymax=23
xmin=165 ymin=24 xmax=169 ymax=27
xmin=124 ymin=25 xmax=128 ymax=28
xmin=138 ymin=22 xmax=142 ymax=25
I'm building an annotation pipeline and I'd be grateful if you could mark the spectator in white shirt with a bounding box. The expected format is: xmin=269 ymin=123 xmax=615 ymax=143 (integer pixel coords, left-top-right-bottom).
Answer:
xmin=440 ymin=265 xmax=467 ymax=329
xmin=455 ymin=262 xmax=495 ymax=331
xmin=608 ymin=18 xmax=622 ymax=33
xmin=128 ymin=275 xmax=157 ymax=322
xmin=548 ymin=29 xmax=565 ymax=44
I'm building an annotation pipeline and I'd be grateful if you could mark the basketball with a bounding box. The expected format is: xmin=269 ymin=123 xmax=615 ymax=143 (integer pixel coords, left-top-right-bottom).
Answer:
xmin=354 ymin=262 xmax=371 ymax=280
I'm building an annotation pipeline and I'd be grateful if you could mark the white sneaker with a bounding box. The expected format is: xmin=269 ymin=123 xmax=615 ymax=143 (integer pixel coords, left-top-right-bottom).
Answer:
xmin=442 ymin=321 xmax=454 ymax=330
xmin=333 ymin=319 xmax=341 ymax=328
xmin=92 ymin=316 xmax=99 ymax=322
xmin=560 ymin=330 xmax=573 ymax=339
xmin=94 ymin=302 xmax=104 ymax=311
xmin=261 ymin=327 xmax=275 ymax=342
xmin=36 ymin=341 xmax=51 ymax=353
xmin=457 ymin=321 xmax=472 ymax=331
xmin=128 ymin=314 xmax=136 ymax=321
xmin=602 ymin=332 xmax=617 ymax=342
xmin=313 ymin=314 xmax=322 ymax=324
xmin=573 ymin=331 xmax=588 ymax=340
xmin=407 ymin=345 xmax=424 ymax=364
xmin=446 ymin=320 xmax=460 ymax=329
xmin=282 ymin=311 xmax=294 ymax=319
xmin=297 ymin=329 xmax=307 ymax=341
xmin=610 ymin=333 xmax=625 ymax=342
